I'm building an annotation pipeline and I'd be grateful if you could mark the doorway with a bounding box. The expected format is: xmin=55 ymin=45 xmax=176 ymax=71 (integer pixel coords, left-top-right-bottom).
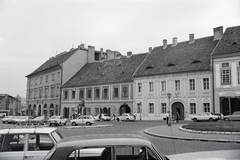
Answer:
xmin=172 ymin=102 xmax=184 ymax=120
xmin=119 ymin=104 xmax=130 ymax=116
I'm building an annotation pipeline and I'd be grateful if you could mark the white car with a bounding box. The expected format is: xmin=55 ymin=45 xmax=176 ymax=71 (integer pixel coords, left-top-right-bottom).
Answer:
xmin=117 ymin=113 xmax=135 ymax=121
xmin=191 ymin=112 xmax=220 ymax=122
xmin=224 ymin=111 xmax=240 ymax=121
xmin=14 ymin=116 xmax=32 ymax=124
xmin=0 ymin=127 xmax=64 ymax=160
xmin=71 ymin=115 xmax=95 ymax=126
xmin=94 ymin=114 xmax=111 ymax=121
xmin=48 ymin=115 xmax=68 ymax=126
xmin=1 ymin=116 xmax=15 ymax=124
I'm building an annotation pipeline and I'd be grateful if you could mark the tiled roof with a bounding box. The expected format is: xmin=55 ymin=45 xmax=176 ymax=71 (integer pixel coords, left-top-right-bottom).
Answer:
xmin=212 ymin=25 xmax=240 ymax=56
xmin=62 ymin=53 xmax=147 ymax=88
xmin=134 ymin=36 xmax=219 ymax=77
xmin=26 ymin=48 xmax=78 ymax=77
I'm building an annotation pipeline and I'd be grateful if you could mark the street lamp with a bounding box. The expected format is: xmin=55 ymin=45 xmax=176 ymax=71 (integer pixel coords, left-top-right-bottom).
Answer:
xmin=167 ymin=93 xmax=172 ymax=126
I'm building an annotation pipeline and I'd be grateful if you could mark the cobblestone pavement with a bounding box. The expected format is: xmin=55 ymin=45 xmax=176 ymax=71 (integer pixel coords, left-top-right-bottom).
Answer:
xmin=58 ymin=120 xmax=240 ymax=155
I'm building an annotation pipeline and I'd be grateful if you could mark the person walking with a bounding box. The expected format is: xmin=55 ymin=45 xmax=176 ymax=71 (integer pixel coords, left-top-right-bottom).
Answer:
xmin=166 ymin=111 xmax=170 ymax=124
xmin=176 ymin=112 xmax=180 ymax=123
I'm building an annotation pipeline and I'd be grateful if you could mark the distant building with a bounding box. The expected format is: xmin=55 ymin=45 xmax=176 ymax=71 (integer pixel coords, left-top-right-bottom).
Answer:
xmin=212 ymin=25 xmax=240 ymax=116
xmin=0 ymin=94 xmax=21 ymax=116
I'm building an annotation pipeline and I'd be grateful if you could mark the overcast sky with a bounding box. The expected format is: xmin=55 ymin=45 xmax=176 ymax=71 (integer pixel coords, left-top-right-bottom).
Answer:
xmin=0 ymin=0 xmax=239 ymax=99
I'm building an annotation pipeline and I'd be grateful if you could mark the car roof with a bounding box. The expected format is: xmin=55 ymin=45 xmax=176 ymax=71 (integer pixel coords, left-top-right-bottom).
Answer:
xmin=57 ymin=134 xmax=152 ymax=149
xmin=0 ymin=127 xmax=57 ymax=134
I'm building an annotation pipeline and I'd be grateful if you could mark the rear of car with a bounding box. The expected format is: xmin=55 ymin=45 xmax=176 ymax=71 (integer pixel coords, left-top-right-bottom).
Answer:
xmin=70 ymin=115 xmax=95 ymax=126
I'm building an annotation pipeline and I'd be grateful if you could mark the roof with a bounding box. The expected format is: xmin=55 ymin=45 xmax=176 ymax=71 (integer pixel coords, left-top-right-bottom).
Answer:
xmin=26 ymin=48 xmax=78 ymax=77
xmin=212 ymin=25 xmax=240 ymax=56
xmin=0 ymin=127 xmax=57 ymax=134
xmin=134 ymin=36 xmax=219 ymax=77
xmin=62 ymin=53 xmax=147 ymax=88
xmin=57 ymin=134 xmax=151 ymax=148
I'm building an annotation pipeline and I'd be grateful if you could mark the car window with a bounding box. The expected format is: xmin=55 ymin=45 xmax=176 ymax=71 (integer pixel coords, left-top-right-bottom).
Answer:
xmin=51 ymin=131 xmax=64 ymax=143
xmin=28 ymin=134 xmax=54 ymax=151
xmin=67 ymin=147 xmax=106 ymax=160
xmin=0 ymin=134 xmax=25 ymax=152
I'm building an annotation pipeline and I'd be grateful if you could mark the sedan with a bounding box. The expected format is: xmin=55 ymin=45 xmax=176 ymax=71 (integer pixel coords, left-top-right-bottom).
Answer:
xmin=117 ymin=113 xmax=135 ymax=121
xmin=1 ymin=116 xmax=15 ymax=124
xmin=224 ymin=111 xmax=240 ymax=121
xmin=70 ymin=115 xmax=95 ymax=126
xmin=44 ymin=134 xmax=169 ymax=160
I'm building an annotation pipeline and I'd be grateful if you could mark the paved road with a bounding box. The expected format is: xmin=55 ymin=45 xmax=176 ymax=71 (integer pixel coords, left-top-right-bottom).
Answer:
xmin=57 ymin=120 xmax=240 ymax=155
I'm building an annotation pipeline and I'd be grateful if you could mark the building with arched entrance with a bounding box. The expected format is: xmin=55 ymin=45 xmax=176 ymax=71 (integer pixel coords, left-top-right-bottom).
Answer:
xmin=61 ymin=52 xmax=147 ymax=118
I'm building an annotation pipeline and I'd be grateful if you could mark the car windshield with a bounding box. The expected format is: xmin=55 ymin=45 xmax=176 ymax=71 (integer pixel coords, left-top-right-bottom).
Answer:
xmin=51 ymin=116 xmax=59 ymax=119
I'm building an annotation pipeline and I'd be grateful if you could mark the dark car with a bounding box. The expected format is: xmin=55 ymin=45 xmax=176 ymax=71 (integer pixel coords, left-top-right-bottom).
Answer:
xmin=44 ymin=134 xmax=169 ymax=160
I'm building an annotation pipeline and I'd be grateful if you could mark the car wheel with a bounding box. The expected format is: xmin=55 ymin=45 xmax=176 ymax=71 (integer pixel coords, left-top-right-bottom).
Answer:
xmin=72 ymin=122 xmax=77 ymax=126
xmin=209 ymin=118 xmax=214 ymax=122
xmin=224 ymin=118 xmax=230 ymax=121
xmin=49 ymin=123 xmax=52 ymax=126
xmin=193 ymin=118 xmax=198 ymax=122
xmin=2 ymin=121 xmax=5 ymax=124
xmin=86 ymin=122 xmax=91 ymax=126
xmin=126 ymin=118 xmax=130 ymax=121
xmin=64 ymin=122 xmax=66 ymax=125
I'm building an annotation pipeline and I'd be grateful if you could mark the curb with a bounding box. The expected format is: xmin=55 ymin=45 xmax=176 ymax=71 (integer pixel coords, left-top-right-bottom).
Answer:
xmin=143 ymin=127 xmax=240 ymax=143
xmin=63 ymin=124 xmax=115 ymax=129
xmin=179 ymin=125 xmax=240 ymax=135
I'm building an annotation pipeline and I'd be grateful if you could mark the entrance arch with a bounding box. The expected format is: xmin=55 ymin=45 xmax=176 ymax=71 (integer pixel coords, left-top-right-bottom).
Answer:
xmin=43 ymin=104 xmax=47 ymax=117
xmin=119 ymin=104 xmax=130 ymax=116
xmin=50 ymin=104 xmax=54 ymax=116
xmin=172 ymin=102 xmax=184 ymax=120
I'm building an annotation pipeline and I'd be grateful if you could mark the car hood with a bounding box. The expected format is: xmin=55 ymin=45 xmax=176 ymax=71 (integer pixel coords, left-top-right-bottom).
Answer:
xmin=167 ymin=149 xmax=240 ymax=160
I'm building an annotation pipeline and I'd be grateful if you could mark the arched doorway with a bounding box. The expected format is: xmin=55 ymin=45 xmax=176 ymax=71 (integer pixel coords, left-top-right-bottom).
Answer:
xmin=119 ymin=104 xmax=130 ymax=116
xmin=63 ymin=107 xmax=70 ymax=118
xmin=33 ymin=104 xmax=37 ymax=117
xmin=172 ymin=102 xmax=184 ymax=120
xmin=55 ymin=105 xmax=58 ymax=115
xmin=220 ymin=97 xmax=240 ymax=115
xmin=50 ymin=104 xmax=54 ymax=116
xmin=43 ymin=104 xmax=47 ymax=117
xmin=38 ymin=105 xmax=41 ymax=116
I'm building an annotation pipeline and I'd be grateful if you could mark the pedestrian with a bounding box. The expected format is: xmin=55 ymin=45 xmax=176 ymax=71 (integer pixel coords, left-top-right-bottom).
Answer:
xmin=166 ymin=111 xmax=169 ymax=124
xmin=176 ymin=112 xmax=180 ymax=123
xmin=133 ymin=113 xmax=136 ymax=120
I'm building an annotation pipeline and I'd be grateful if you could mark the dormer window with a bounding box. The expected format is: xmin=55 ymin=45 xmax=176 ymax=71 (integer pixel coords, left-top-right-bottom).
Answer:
xmin=192 ymin=60 xmax=201 ymax=64
xmin=146 ymin=65 xmax=153 ymax=69
xmin=167 ymin=63 xmax=175 ymax=67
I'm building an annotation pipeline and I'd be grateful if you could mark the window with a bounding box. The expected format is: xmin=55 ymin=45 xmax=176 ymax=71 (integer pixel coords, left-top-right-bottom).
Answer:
xmin=51 ymin=86 xmax=55 ymax=98
xmin=149 ymin=103 xmax=154 ymax=113
xmin=238 ymin=64 xmax=240 ymax=84
xmin=122 ymin=85 xmax=128 ymax=98
xmin=39 ymin=88 xmax=43 ymax=99
xmin=137 ymin=103 xmax=142 ymax=113
xmin=190 ymin=103 xmax=196 ymax=114
xmin=34 ymin=88 xmax=37 ymax=99
xmin=95 ymin=88 xmax=100 ymax=99
xmin=149 ymin=82 xmax=154 ymax=92
xmin=28 ymin=134 xmax=54 ymax=151
xmin=57 ymin=72 xmax=60 ymax=79
xmin=72 ymin=90 xmax=76 ymax=99
xmin=221 ymin=63 xmax=231 ymax=85
xmin=35 ymin=78 xmax=37 ymax=85
xmin=87 ymin=89 xmax=92 ymax=99
xmin=113 ymin=88 xmax=119 ymax=98
xmin=52 ymin=73 xmax=55 ymax=81
xmin=175 ymin=80 xmax=180 ymax=91
xmin=103 ymin=88 xmax=108 ymax=98
xmin=44 ymin=87 xmax=49 ymax=98
xmin=203 ymin=78 xmax=209 ymax=90
xmin=79 ymin=89 xmax=84 ymax=100
xmin=203 ymin=103 xmax=210 ymax=112
xmin=64 ymin=90 xmax=68 ymax=100
xmin=161 ymin=103 xmax=166 ymax=113
xmin=45 ymin=75 xmax=48 ymax=83
xmin=40 ymin=77 xmax=42 ymax=84
xmin=138 ymin=83 xmax=142 ymax=93
xmin=189 ymin=79 xmax=195 ymax=90
xmin=161 ymin=81 xmax=166 ymax=92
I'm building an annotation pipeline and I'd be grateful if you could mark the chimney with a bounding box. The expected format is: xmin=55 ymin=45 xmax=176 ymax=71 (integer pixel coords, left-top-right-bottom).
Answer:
xmin=163 ymin=39 xmax=167 ymax=49
xmin=100 ymin=48 xmax=104 ymax=60
xmin=213 ymin=26 xmax=223 ymax=41
xmin=172 ymin=37 xmax=177 ymax=47
xmin=87 ymin=45 xmax=95 ymax=63
xmin=78 ymin=43 xmax=85 ymax=50
xmin=189 ymin=34 xmax=194 ymax=44
xmin=127 ymin=51 xmax=132 ymax=57
xmin=149 ymin=47 xmax=152 ymax=52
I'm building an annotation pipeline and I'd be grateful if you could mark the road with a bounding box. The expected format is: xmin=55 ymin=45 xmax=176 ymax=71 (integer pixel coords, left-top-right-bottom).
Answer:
xmin=1 ymin=120 xmax=239 ymax=155
xmin=58 ymin=120 xmax=240 ymax=155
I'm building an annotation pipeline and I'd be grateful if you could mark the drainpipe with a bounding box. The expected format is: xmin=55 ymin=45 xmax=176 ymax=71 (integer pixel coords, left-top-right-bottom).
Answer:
xmin=59 ymin=65 xmax=63 ymax=116
xmin=211 ymin=55 xmax=215 ymax=114
xmin=27 ymin=78 xmax=30 ymax=116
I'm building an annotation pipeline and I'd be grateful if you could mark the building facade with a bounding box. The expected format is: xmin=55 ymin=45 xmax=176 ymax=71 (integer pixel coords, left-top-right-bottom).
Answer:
xmin=133 ymin=27 xmax=222 ymax=120
xmin=212 ymin=26 xmax=240 ymax=116
xmin=61 ymin=52 xmax=147 ymax=118
xmin=0 ymin=94 xmax=21 ymax=116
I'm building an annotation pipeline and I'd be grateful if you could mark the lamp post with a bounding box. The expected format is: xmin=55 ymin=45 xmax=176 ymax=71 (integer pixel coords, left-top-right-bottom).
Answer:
xmin=167 ymin=93 xmax=172 ymax=126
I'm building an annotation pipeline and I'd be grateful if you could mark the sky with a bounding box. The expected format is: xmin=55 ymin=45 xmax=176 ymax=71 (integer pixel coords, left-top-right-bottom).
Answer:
xmin=0 ymin=0 xmax=240 ymax=99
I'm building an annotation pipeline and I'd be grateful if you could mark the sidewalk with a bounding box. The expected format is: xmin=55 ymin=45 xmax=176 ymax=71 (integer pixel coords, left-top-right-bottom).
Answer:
xmin=144 ymin=123 xmax=240 ymax=143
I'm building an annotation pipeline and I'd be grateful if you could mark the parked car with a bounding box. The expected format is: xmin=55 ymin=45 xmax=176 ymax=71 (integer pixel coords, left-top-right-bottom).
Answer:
xmin=0 ymin=127 xmax=64 ymax=160
xmin=1 ymin=116 xmax=15 ymax=124
xmin=71 ymin=115 xmax=95 ymax=126
xmin=94 ymin=114 xmax=111 ymax=121
xmin=14 ymin=116 xmax=33 ymax=125
xmin=191 ymin=112 xmax=220 ymax=122
xmin=44 ymin=134 xmax=169 ymax=160
xmin=48 ymin=115 xmax=68 ymax=126
xmin=27 ymin=116 xmax=49 ymax=125
xmin=224 ymin=111 xmax=240 ymax=121
xmin=117 ymin=113 xmax=135 ymax=121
